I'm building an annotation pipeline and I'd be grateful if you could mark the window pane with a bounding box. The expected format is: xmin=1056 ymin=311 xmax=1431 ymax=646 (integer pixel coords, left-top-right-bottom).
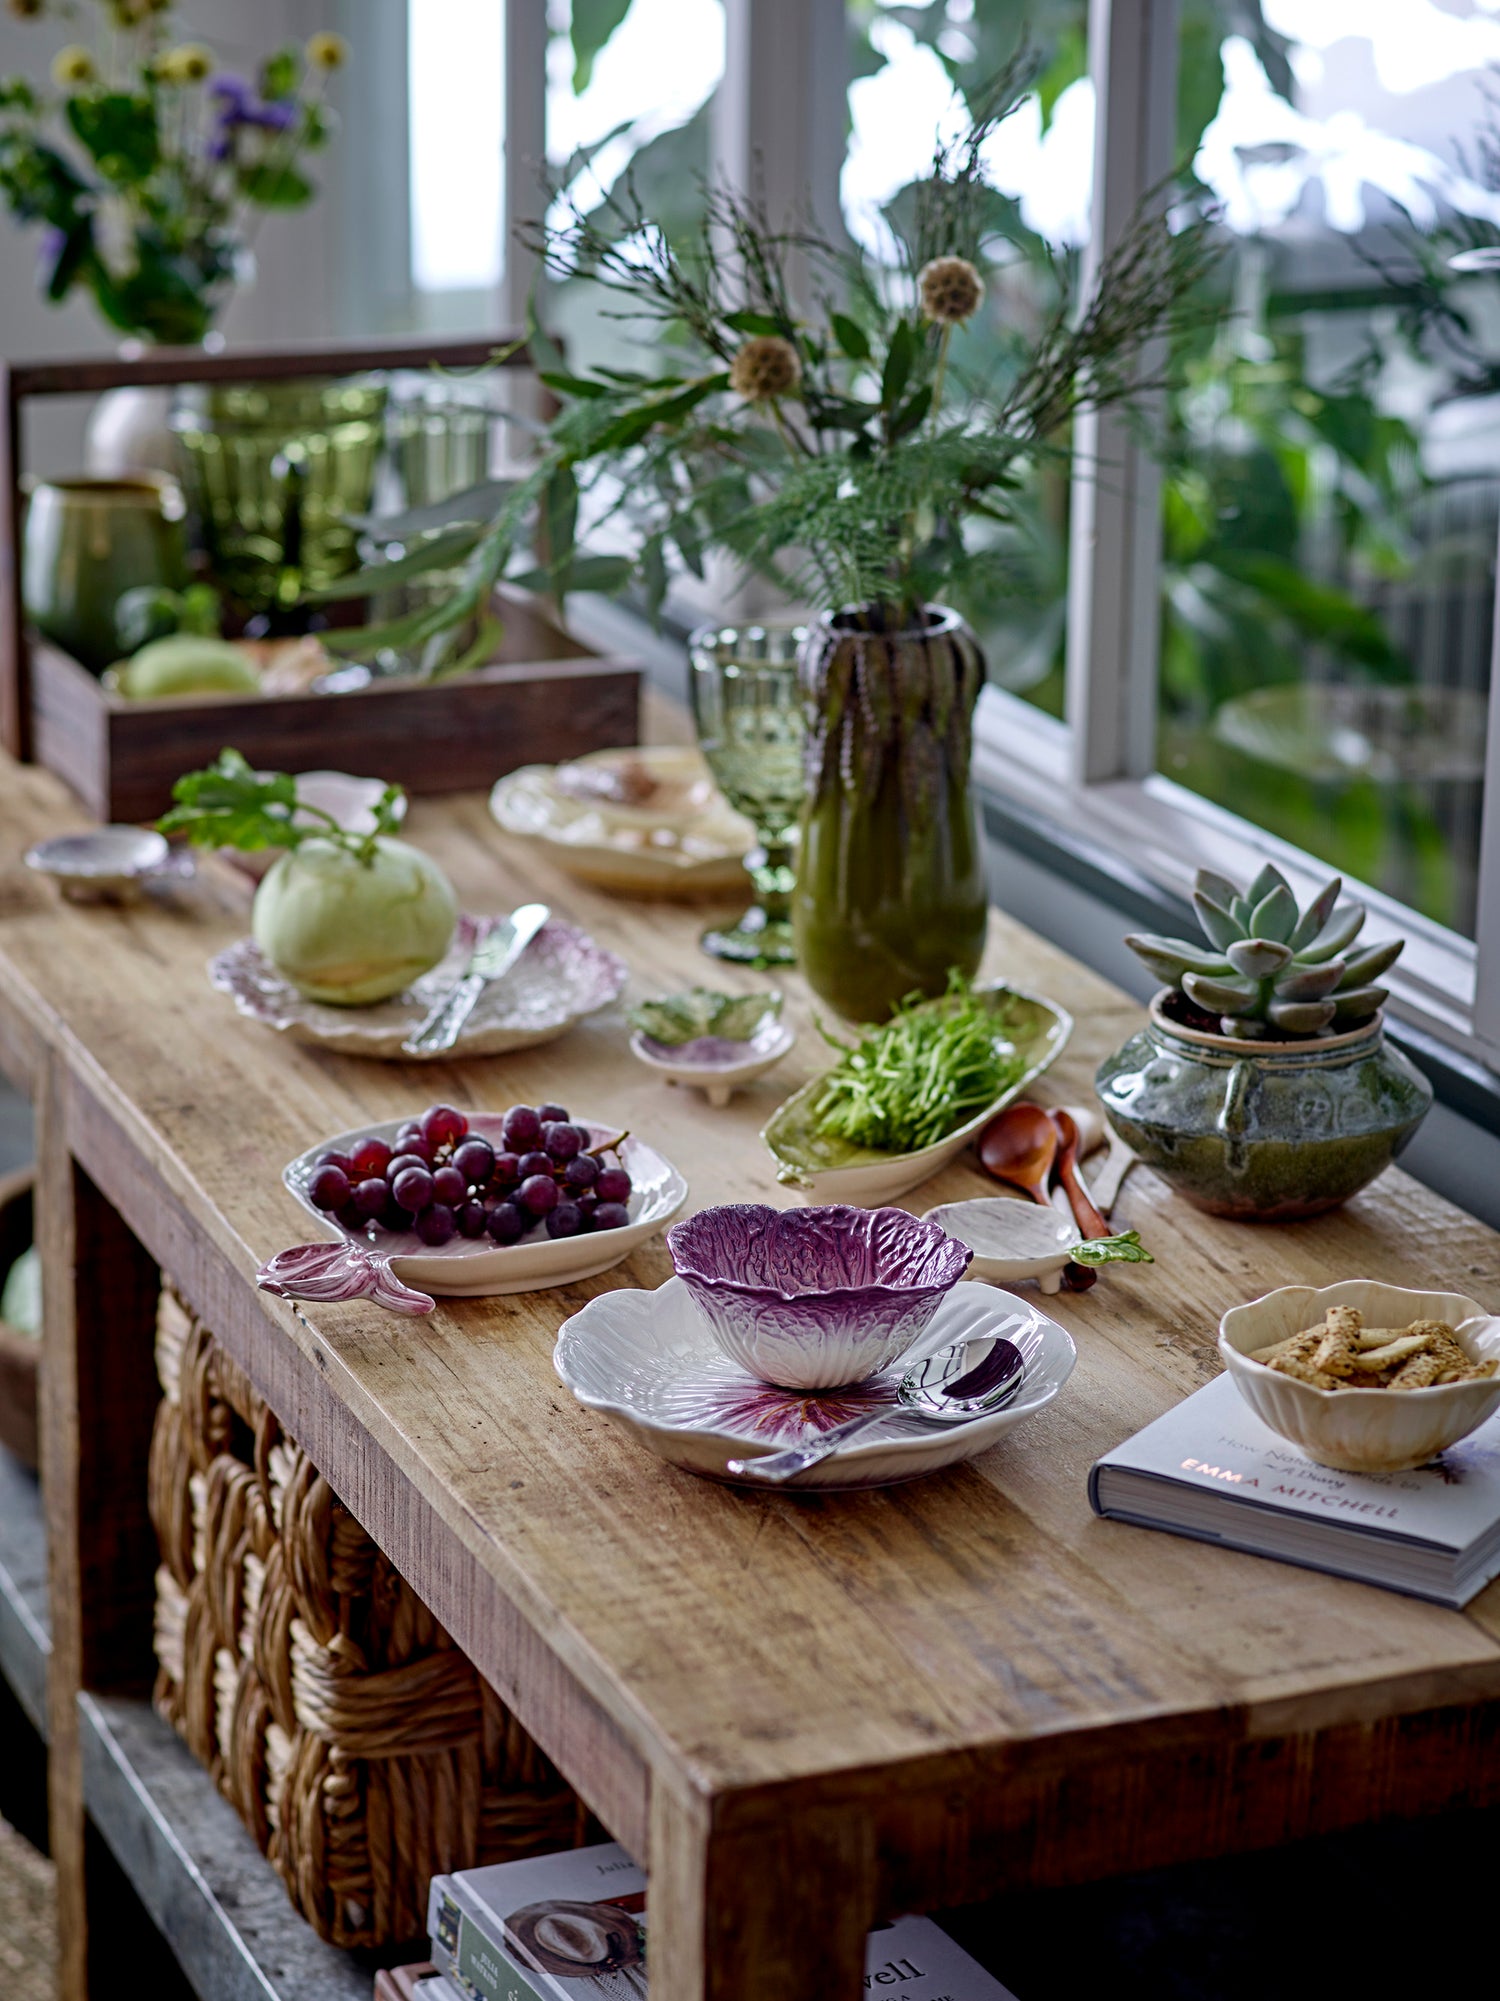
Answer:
xmin=842 ymin=3 xmax=1092 ymax=718
xmin=1158 ymin=0 xmax=1500 ymax=936
xmin=545 ymin=0 xmax=724 ymax=372
xmin=409 ymin=0 xmax=505 ymax=292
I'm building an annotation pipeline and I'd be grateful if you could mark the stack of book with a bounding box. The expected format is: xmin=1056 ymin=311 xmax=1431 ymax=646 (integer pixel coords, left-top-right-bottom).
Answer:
xmin=411 ymin=1841 xmax=1020 ymax=2000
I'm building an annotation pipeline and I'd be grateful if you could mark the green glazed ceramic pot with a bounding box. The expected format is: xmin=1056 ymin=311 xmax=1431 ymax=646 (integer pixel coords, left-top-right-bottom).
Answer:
xmin=793 ymin=604 xmax=988 ymax=1022
xmin=1095 ymin=994 xmax=1432 ymax=1220
xmin=22 ymin=474 xmax=186 ymax=675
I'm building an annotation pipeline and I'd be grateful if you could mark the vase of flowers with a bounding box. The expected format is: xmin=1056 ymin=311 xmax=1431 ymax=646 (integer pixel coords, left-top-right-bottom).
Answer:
xmin=0 ymin=5 xmax=345 ymax=348
xmin=331 ymin=60 xmax=1215 ymax=1013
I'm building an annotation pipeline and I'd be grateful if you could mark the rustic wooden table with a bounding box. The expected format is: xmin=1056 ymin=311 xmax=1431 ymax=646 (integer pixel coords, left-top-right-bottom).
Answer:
xmin=5 ymin=740 xmax=1500 ymax=2001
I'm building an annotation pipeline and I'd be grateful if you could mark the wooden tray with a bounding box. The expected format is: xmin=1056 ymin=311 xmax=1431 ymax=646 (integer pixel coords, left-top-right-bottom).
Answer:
xmin=30 ymin=587 xmax=641 ymax=822
xmin=1 ymin=339 xmax=643 ymax=820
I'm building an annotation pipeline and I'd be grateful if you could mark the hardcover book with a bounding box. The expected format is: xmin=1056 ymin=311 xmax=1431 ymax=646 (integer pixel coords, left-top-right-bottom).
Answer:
xmin=1090 ymin=1371 xmax=1500 ymax=1606
xmin=429 ymin=1842 xmax=1018 ymax=2000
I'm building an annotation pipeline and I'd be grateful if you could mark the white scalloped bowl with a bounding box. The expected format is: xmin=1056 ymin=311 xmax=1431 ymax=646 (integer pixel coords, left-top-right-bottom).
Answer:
xmin=1219 ymin=1279 xmax=1500 ymax=1472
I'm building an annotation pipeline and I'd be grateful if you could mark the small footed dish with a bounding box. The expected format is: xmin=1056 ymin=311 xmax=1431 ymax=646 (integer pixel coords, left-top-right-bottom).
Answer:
xmin=1220 ymin=1279 xmax=1500 ymax=1472
xmin=922 ymin=1197 xmax=1080 ymax=1294
xmin=629 ymin=1018 xmax=795 ymax=1108
xmin=25 ymin=826 xmax=191 ymax=902
xmin=667 ymin=1202 xmax=971 ymax=1390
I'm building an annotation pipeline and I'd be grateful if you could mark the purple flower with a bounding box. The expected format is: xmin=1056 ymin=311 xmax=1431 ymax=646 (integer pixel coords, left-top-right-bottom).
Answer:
xmin=36 ymin=224 xmax=67 ymax=283
xmin=244 ymin=99 xmax=296 ymax=131
xmin=209 ymin=74 xmax=251 ymax=108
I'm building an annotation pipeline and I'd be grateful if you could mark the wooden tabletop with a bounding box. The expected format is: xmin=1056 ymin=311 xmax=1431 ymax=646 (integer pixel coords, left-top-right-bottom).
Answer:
xmin=6 ymin=739 xmax=1500 ymax=2001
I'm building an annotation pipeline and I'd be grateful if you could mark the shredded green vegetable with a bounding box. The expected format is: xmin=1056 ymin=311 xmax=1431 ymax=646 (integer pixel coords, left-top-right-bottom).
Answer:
xmin=811 ymin=973 xmax=1024 ymax=1154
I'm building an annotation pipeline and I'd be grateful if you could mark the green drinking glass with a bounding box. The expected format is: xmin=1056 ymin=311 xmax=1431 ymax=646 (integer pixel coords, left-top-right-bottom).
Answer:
xmin=688 ymin=621 xmax=807 ymax=967
xmin=170 ymin=376 xmax=387 ymax=614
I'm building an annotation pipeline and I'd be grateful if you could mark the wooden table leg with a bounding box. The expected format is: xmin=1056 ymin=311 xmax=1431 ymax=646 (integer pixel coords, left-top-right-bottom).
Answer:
xmin=648 ymin=1779 xmax=876 ymax=2001
xmin=38 ymin=1057 xmax=164 ymax=2001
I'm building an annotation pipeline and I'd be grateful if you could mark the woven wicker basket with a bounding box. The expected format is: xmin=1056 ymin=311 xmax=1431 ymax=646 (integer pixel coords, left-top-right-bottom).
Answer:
xmin=148 ymin=1286 xmax=583 ymax=1948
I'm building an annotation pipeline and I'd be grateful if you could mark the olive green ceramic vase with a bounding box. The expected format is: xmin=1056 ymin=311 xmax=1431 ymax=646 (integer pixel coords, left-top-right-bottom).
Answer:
xmin=793 ymin=604 xmax=987 ymax=1022
xmin=1095 ymin=994 xmax=1432 ymax=1220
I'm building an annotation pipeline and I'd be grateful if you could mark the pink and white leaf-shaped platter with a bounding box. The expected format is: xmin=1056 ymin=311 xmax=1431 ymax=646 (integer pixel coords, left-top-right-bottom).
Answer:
xmin=271 ymin=1113 xmax=688 ymax=1303
xmin=210 ymin=913 xmax=626 ymax=1060
xmin=554 ymin=1277 xmax=1076 ymax=1489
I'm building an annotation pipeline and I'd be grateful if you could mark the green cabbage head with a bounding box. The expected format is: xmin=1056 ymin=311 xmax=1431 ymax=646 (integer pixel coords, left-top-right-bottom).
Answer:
xmin=252 ymin=835 xmax=457 ymax=1005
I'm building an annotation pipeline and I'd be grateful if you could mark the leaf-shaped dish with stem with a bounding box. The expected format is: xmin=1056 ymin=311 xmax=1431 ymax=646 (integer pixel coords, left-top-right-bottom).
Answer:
xmin=762 ymin=983 xmax=1072 ymax=1205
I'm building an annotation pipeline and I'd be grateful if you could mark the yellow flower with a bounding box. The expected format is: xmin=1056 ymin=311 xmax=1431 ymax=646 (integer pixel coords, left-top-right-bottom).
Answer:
xmin=729 ymin=334 xmax=801 ymax=403
xmin=8 ymin=0 xmax=46 ymax=20
xmin=918 ymin=255 xmax=984 ymax=325
xmin=161 ymin=43 xmax=213 ymax=83
xmin=51 ymin=44 xmax=96 ymax=86
xmin=306 ymin=30 xmax=348 ymax=70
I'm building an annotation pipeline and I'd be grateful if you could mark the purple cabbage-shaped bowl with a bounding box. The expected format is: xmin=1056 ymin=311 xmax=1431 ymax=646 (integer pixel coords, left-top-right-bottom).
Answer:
xmin=666 ymin=1203 xmax=973 ymax=1389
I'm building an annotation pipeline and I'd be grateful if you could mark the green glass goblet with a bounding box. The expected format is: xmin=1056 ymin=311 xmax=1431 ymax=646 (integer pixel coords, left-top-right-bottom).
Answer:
xmin=688 ymin=621 xmax=807 ymax=967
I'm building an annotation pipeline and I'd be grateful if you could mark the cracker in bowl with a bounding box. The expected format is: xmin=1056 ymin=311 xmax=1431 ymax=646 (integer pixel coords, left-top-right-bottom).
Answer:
xmin=1250 ymin=1304 xmax=1499 ymax=1391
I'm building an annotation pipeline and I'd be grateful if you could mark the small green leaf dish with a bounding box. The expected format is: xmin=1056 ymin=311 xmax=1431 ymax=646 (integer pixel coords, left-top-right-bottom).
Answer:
xmin=762 ymin=984 xmax=1072 ymax=1205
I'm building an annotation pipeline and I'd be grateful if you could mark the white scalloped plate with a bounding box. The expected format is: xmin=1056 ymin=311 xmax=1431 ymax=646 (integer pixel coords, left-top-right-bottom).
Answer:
xmin=209 ymin=913 xmax=626 ymax=1060
xmin=555 ymin=1277 xmax=1076 ymax=1488
xmin=489 ymin=746 xmax=753 ymax=898
xmin=283 ymin=1112 xmax=688 ymax=1296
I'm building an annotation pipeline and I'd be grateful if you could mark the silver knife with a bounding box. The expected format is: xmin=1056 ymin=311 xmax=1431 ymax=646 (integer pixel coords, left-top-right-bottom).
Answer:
xmin=402 ymin=903 xmax=549 ymax=1056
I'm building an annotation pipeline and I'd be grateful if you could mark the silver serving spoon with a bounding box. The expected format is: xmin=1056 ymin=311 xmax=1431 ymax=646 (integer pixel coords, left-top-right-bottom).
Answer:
xmin=725 ymin=1309 xmax=1045 ymax=1485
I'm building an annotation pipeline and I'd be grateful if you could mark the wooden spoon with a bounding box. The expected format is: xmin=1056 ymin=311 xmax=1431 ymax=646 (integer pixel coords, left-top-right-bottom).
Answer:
xmin=1044 ymin=1108 xmax=1100 ymax=1292
xmin=1051 ymin=1109 xmax=1112 ymax=1240
xmin=976 ymin=1102 xmax=1058 ymax=1206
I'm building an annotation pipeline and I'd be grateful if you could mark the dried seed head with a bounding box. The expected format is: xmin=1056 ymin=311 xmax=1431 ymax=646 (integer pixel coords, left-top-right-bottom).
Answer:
xmin=162 ymin=43 xmax=214 ymax=82
xmin=919 ymin=256 xmax=984 ymax=325
xmin=729 ymin=334 xmax=801 ymax=402
xmin=51 ymin=44 xmax=96 ymax=85
xmin=306 ymin=31 xmax=348 ymax=70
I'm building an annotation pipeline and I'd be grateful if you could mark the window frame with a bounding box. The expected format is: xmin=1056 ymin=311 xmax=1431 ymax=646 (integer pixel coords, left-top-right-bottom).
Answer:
xmin=918 ymin=0 xmax=1499 ymax=1074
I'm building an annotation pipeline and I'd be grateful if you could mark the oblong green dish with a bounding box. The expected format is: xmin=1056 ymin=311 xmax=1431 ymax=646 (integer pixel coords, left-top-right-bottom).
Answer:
xmin=762 ymin=983 xmax=1073 ymax=1204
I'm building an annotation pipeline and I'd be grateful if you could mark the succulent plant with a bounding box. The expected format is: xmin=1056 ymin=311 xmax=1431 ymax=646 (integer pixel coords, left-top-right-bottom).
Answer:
xmin=1124 ymin=864 xmax=1403 ymax=1040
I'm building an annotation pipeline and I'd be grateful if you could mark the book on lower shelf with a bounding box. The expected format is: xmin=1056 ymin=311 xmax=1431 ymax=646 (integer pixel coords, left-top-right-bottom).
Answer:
xmin=1090 ymin=1372 xmax=1500 ymax=1607
xmin=428 ymin=1841 xmax=1019 ymax=1999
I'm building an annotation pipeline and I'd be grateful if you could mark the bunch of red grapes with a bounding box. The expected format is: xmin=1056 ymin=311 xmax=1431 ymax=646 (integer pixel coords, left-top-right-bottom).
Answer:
xmin=307 ymin=1102 xmax=633 ymax=1248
